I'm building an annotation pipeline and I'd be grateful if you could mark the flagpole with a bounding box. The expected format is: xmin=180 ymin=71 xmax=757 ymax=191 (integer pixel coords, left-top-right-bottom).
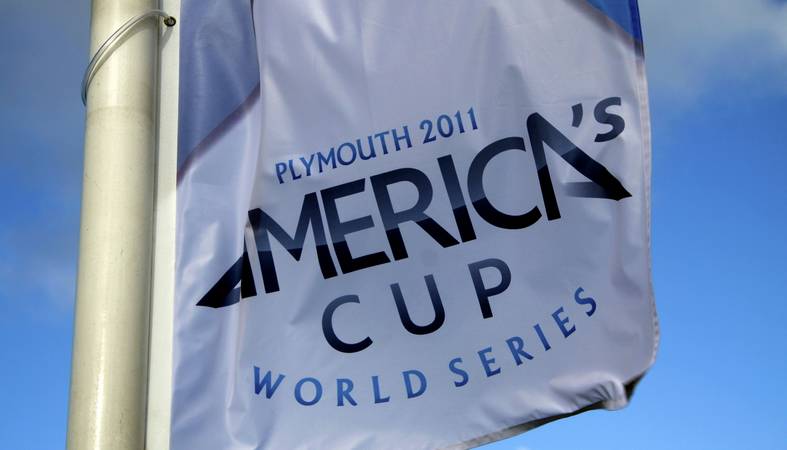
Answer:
xmin=67 ymin=0 xmax=159 ymax=448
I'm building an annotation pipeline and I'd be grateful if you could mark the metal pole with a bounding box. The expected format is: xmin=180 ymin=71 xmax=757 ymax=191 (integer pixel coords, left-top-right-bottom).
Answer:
xmin=67 ymin=0 xmax=158 ymax=448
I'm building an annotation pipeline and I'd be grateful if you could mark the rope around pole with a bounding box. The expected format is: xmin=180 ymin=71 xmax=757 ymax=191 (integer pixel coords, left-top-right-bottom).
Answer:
xmin=81 ymin=10 xmax=176 ymax=106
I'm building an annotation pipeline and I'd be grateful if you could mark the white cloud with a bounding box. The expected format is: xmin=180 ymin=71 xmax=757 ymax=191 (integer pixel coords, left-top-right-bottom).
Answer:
xmin=639 ymin=0 xmax=787 ymax=99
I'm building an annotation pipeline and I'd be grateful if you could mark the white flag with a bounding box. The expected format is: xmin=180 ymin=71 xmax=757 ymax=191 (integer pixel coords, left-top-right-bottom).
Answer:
xmin=171 ymin=1 xmax=658 ymax=448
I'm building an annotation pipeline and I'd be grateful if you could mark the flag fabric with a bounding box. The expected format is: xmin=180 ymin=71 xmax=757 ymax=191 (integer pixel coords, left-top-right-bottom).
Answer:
xmin=171 ymin=1 xmax=657 ymax=448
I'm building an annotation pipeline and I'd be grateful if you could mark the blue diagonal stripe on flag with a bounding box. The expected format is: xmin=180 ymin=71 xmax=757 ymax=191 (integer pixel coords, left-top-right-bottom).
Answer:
xmin=177 ymin=0 xmax=259 ymax=168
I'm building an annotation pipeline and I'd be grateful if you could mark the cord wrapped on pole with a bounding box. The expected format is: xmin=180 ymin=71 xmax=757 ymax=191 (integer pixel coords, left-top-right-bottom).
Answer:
xmin=81 ymin=9 xmax=176 ymax=105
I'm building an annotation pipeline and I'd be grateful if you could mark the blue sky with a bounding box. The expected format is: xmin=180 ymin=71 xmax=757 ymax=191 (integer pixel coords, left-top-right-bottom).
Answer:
xmin=1 ymin=1 xmax=785 ymax=449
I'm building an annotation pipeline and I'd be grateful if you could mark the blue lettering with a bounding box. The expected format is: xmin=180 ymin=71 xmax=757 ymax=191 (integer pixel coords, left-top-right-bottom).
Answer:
xmin=371 ymin=375 xmax=391 ymax=404
xmin=294 ymin=377 xmax=323 ymax=406
xmin=552 ymin=307 xmax=576 ymax=338
xmin=392 ymin=126 xmax=412 ymax=151
xmin=337 ymin=142 xmax=357 ymax=166
xmin=275 ymin=162 xmax=287 ymax=184
xmin=318 ymin=148 xmax=337 ymax=173
xmin=478 ymin=347 xmax=501 ymax=377
xmin=375 ymin=131 xmax=391 ymax=155
xmin=299 ymin=153 xmax=316 ymax=177
xmin=336 ymin=378 xmax=357 ymax=406
xmin=288 ymin=158 xmax=302 ymax=181
xmin=534 ymin=323 xmax=551 ymax=351
xmin=575 ymin=287 xmax=597 ymax=317
xmin=358 ymin=137 xmax=377 ymax=161
xmin=403 ymin=370 xmax=427 ymax=399
xmin=505 ymin=336 xmax=534 ymax=366
xmin=448 ymin=357 xmax=469 ymax=387
xmin=253 ymin=366 xmax=285 ymax=398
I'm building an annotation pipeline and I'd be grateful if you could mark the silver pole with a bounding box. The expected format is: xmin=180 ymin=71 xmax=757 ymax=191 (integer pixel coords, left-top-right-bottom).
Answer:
xmin=67 ymin=0 xmax=158 ymax=448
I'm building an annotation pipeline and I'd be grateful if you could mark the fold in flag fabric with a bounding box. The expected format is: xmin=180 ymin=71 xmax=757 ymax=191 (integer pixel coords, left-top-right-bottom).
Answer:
xmin=171 ymin=1 xmax=658 ymax=449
